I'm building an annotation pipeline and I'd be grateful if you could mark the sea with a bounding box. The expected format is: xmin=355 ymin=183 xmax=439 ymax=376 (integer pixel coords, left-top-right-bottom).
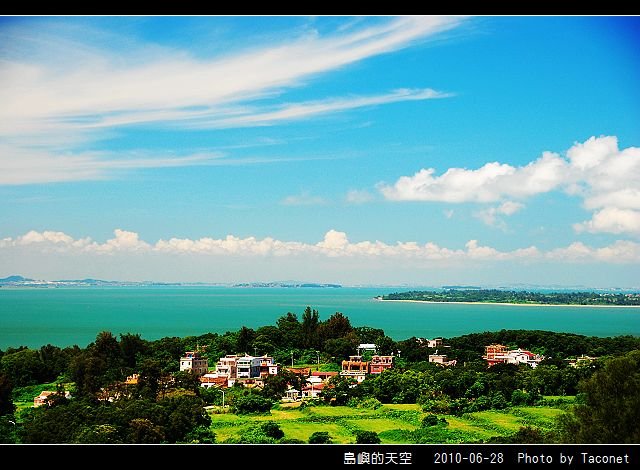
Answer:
xmin=1 ymin=287 xmax=639 ymax=349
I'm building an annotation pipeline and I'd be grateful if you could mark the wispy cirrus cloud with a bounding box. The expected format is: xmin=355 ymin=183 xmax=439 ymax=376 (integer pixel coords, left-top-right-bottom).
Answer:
xmin=2 ymin=228 xmax=639 ymax=264
xmin=0 ymin=16 xmax=463 ymax=185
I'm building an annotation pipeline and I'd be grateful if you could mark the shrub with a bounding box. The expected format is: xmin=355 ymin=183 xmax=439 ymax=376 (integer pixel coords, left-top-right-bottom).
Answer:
xmin=355 ymin=430 xmax=381 ymax=444
xmin=308 ymin=431 xmax=332 ymax=444
xmin=261 ymin=421 xmax=284 ymax=440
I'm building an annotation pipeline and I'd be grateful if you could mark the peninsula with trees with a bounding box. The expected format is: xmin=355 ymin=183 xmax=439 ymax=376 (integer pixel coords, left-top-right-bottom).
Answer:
xmin=378 ymin=289 xmax=640 ymax=307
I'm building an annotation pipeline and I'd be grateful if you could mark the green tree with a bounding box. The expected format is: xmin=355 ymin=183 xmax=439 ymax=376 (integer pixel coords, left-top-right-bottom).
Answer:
xmin=261 ymin=421 xmax=284 ymax=440
xmin=308 ymin=431 xmax=332 ymax=444
xmin=355 ymin=430 xmax=381 ymax=444
xmin=185 ymin=425 xmax=216 ymax=443
xmin=137 ymin=359 xmax=163 ymax=400
xmin=301 ymin=306 xmax=320 ymax=349
xmin=261 ymin=369 xmax=299 ymax=401
xmin=277 ymin=313 xmax=302 ymax=349
xmin=75 ymin=424 xmax=123 ymax=443
xmin=236 ymin=326 xmax=256 ymax=355
xmin=173 ymin=370 xmax=202 ymax=395
xmin=120 ymin=333 xmax=148 ymax=369
xmin=91 ymin=331 xmax=125 ymax=382
xmin=321 ymin=375 xmax=360 ymax=405
xmin=69 ymin=352 xmax=107 ymax=397
xmin=559 ymin=350 xmax=640 ymax=443
xmin=128 ymin=418 xmax=165 ymax=443
xmin=231 ymin=393 xmax=273 ymax=414
xmin=0 ymin=373 xmax=14 ymax=416
xmin=0 ymin=349 xmax=49 ymax=386
xmin=318 ymin=312 xmax=353 ymax=346
xmin=324 ymin=334 xmax=359 ymax=361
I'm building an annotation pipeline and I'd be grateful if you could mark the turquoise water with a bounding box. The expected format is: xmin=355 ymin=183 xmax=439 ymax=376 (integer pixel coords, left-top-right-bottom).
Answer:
xmin=0 ymin=287 xmax=639 ymax=349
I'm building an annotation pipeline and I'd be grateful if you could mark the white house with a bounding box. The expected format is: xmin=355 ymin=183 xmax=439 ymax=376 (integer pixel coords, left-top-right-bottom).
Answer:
xmin=180 ymin=351 xmax=209 ymax=376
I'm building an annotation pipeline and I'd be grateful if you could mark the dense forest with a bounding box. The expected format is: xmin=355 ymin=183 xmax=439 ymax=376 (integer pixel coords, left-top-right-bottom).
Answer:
xmin=381 ymin=289 xmax=640 ymax=306
xmin=1 ymin=306 xmax=639 ymax=444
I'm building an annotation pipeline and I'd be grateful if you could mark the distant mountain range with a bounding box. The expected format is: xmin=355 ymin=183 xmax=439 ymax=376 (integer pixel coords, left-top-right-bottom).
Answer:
xmin=0 ymin=275 xmax=341 ymax=288
xmin=0 ymin=275 xmax=636 ymax=291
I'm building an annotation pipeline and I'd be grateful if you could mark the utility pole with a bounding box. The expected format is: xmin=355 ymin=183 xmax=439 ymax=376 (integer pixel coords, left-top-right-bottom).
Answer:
xmin=291 ymin=351 xmax=294 ymax=367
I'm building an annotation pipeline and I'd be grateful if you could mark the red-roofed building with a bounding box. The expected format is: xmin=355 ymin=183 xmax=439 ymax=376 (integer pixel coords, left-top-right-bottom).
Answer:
xmin=200 ymin=374 xmax=229 ymax=388
xmin=483 ymin=344 xmax=543 ymax=368
xmin=311 ymin=371 xmax=338 ymax=382
xmin=286 ymin=367 xmax=311 ymax=377
xmin=369 ymin=355 xmax=394 ymax=374
xmin=301 ymin=382 xmax=325 ymax=399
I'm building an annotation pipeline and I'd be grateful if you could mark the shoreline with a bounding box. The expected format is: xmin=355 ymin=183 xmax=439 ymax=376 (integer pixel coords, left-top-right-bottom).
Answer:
xmin=375 ymin=298 xmax=640 ymax=308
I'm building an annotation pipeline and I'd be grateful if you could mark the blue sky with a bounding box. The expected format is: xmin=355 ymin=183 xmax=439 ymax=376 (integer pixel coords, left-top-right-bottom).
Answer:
xmin=1 ymin=16 xmax=639 ymax=286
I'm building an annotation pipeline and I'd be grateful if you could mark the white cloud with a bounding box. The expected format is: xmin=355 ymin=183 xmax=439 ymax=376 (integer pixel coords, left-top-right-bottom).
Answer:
xmin=547 ymin=240 xmax=640 ymax=263
xmin=475 ymin=201 xmax=524 ymax=227
xmin=281 ymin=192 xmax=326 ymax=206
xmin=345 ymin=189 xmax=374 ymax=204
xmin=198 ymin=88 xmax=449 ymax=129
xmin=573 ymin=208 xmax=640 ymax=235
xmin=380 ymin=136 xmax=640 ymax=235
xmin=2 ymin=228 xmax=638 ymax=264
xmin=0 ymin=146 xmax=225 ymax=185
xmin=0 ymin=17 xmax=464 ymax=185
xmin=379 ymin=152 xmax=567 ymax=203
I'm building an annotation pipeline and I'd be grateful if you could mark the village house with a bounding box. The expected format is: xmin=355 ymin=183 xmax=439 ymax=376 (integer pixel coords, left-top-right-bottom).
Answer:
xmin=199 ymin=374 xmax=228 ymax=388
xmin=356 ymin=343 xmax=378 ymax=355
xmin=483 ymin=344 xmax=543 ymax=368
xmin=301 ymin=382 xmax=325 ymax=400
xmin=567 ymin=354 xmax=598 ymax=368
xmin=285 ymin=367 xmax=311 ymax=377
xmin=215 ymin=355 xmax=238 ymax=379
xmin=428 ymin=352 xmax=457 ymax=367
xmin=33 ymin=390 xmax=71 ymax=407
xmin=201 ymin=354 xmax=279 ymax=388
xmin=340 ymin=355 xmax=369 ymax=383
xmin=180 ymin=351 xmax=209 ymax=376
xmin=369 ymin=355 xmax=394 ymax=374
xmin=311 ymin=371 xmax=338 ymax=381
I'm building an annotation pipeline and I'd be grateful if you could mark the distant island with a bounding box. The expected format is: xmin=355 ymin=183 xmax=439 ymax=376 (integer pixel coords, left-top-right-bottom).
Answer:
xmin=0 ymin=275 xmax=341 ymax=289
xmin=377 ymin=289 xmax=640 ymax=306
xmin=233 ymin=282 xmax=341 ymax=288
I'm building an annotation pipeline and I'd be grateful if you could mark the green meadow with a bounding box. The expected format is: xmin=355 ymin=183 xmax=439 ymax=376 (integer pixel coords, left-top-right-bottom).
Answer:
xmin=207 ymin=401 xmax=566 ymax=444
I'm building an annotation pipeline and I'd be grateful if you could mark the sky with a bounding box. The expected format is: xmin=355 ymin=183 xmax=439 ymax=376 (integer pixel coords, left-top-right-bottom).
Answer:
xmin=0 ymin=16 xmax=639 ymax=287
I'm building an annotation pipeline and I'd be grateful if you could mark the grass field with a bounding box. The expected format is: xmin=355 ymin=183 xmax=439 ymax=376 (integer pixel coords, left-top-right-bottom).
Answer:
xmin=207 ymin=401 xmax=568 ymax=444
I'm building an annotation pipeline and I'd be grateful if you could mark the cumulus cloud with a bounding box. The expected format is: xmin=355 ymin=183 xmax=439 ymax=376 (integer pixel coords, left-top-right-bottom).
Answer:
xmin=379 ymin=136 xmax=640 ymax=235
xmin=573 ymin=208 xmax=640 ymax=235
xmin=2 ymin=228 xmax=638 ymax=264
xmin=379 ymin=152 xmax=567 ymax=203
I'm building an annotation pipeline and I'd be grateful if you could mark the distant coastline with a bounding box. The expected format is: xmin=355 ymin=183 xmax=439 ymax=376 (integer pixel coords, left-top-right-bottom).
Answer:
xmin=376 ymin=288 xmax=640 ymax=307
xmin=375 ymin=298 xmax=640 ymax=308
